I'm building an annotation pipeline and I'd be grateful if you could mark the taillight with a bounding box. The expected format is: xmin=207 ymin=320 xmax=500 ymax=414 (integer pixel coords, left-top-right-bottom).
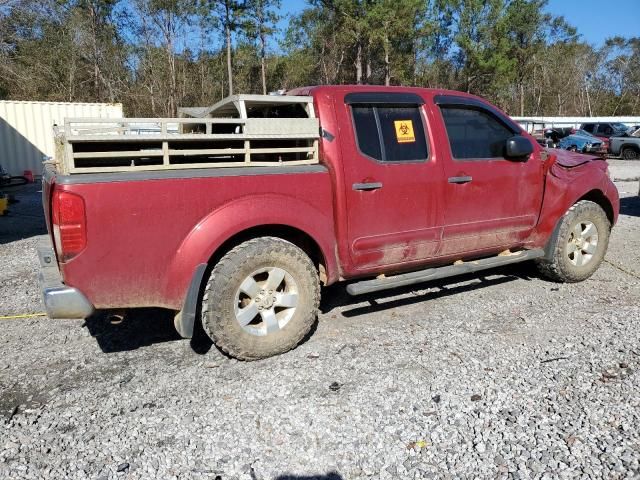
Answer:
xmin=52 ymin=191 xmax=86 ymax=262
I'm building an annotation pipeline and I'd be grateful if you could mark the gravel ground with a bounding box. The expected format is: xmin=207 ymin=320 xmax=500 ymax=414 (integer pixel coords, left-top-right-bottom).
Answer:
xmin=1 ymin=169 xmax=640 ymax=480
xmin=609 ymin=160 xmax=640 ymax=183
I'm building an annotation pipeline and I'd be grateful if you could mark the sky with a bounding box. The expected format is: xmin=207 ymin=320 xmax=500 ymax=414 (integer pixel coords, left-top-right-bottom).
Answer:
xmin=546 ymin=0 xmax=640 ymax=46
xmin=277 ymin=0 xmax=640 ymax=48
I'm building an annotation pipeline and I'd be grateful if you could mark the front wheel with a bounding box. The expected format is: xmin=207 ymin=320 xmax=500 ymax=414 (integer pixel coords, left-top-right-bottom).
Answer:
xmin=536 ymin=200 xmax=610 ymax=283
xmin=621 ymin=147 xmax=639 ymax=160
xmin=201 ymin=237 xmax=320 ymax=360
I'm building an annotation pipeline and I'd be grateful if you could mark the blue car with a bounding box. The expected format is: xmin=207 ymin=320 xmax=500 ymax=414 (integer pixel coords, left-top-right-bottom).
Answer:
xmin=558 ymin=130 xmax=603 ymax=154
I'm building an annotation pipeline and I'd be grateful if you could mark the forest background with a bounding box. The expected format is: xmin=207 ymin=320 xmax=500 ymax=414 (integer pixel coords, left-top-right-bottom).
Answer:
xmin=1 ymin=0 xmax=638 ymax=117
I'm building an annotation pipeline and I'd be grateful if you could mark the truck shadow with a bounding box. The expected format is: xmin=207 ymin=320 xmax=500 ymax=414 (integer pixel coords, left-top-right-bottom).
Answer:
xmin=620 ymin=195 xmax=640 ymax=218
xmin=321 ymin=263 xmax=536 ymax=318
xmin=84 ymin=264 xmax=536 ymax=354
xmin=83 ymin=308 xmax=181 ymax=353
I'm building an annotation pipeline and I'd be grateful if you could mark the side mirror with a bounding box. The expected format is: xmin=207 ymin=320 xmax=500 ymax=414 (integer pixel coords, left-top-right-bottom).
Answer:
xmin=506 ymin=135 xmax=533 ymax=160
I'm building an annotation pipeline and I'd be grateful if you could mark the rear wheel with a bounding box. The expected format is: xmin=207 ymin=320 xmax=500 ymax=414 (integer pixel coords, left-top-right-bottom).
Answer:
xmin=621 ymin=147 xmax=639 ymax=160
xmin=201 ymin=237 xmax=320 ymax=360
xmin=536 ymin=200 xmax=610 ymax=282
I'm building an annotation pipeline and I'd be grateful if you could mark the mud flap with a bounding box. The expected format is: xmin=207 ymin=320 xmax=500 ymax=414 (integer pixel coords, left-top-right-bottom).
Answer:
xmin=174 ymin=263 xmax=208 ymax=338
xmin=543 ymin=215 xmax=565 ymax=262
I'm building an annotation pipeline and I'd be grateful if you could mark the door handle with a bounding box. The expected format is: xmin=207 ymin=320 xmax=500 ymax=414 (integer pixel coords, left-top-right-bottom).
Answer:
xmin=353 ymin=182 xmax=383 ymax=191
xmin=448 ymin=176 xmax=472 ymax=184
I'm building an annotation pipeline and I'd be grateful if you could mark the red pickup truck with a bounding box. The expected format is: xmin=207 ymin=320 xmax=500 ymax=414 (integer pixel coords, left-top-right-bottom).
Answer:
xmin=39 ymin=86 xmax=619 ymax=360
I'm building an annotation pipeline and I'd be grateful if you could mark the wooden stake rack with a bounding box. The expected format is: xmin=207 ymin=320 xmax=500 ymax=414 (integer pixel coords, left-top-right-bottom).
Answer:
xmin=54 ymin=95 xmax=320 ymax=175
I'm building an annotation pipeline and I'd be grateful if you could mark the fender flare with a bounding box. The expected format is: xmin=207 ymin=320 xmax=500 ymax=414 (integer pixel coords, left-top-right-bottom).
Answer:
xmin=166 ymin=194 xmax=338 ymax=337
xmin=535 ymin=161 xmax=618 ymax=246
xmin=540 ymin=176 xmax=618 ymax=261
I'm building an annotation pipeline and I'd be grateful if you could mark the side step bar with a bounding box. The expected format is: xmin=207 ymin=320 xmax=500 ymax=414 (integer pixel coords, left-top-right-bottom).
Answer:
xmin=346 ymin=249 xmax=545 ymax=296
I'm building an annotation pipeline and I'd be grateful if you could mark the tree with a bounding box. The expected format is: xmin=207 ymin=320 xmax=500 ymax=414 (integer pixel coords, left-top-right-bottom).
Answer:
xmin=282 ymin=4 xmax=348 ymax=85
xmin=74 ymin=0 xmax=122 ymax=102
xmin=600 ymin=37 xmax=640 ymax=115
xmin=204 ymin=0 xmax=246 ymax=95
xmin=128 ymin=0 xmax=193 ymax=116
xmin=245 ymin=0 xmax=280 ymax=94
xmin=0 ymin=0 xmax=638 ymax=117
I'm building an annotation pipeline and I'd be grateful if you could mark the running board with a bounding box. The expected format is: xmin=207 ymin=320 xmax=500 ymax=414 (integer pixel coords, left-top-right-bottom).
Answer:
xmin=346 ymin=249 xmax=545 ymax=296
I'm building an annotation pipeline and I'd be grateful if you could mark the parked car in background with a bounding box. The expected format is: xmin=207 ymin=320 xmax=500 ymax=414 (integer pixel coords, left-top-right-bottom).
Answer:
xmin=517 ymin=119 xmax=573 ymax=148
xmin=544 ymin=127 xmax=574 ymax=147
xmin=580 ymin=122 xmax=631 ymax=149
xmin=518 ymin=120 xmax=550 ymax=147
xmin=558 ymin=129 xmax=605 ymax=154
xmin=609 ymin=127 xmax=640 ymax=160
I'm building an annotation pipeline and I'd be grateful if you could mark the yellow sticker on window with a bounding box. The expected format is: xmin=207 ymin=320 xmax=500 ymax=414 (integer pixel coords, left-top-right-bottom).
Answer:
xmin=394 ymin=120 xmax=415 ymax=143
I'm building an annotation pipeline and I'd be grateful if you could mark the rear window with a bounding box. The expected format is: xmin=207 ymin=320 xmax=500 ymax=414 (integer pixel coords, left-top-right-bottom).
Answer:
xmin=596 ymin=124 xmax=613 ymax=135
xmin=351 ymin=105 xmax=428 ymax=162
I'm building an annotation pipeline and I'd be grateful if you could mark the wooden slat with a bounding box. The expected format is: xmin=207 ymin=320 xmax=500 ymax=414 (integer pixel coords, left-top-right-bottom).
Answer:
xmin=248 ymin=147 xmax=315 ymax=154
xmin=65 ymin=117 xmax=247 ymax=124
xmin=73 ymin=126 xmax=129 ymax=135
xmin=168 ymin=149 xmax=247 ymax=156
xmin=73 ymin=147 xmax=314 ymax=160
xmin=66 ymin=133 xmax=318 ymax=142
xmin=68 ymin=159 xmax=318 ymax=174
xmin=162 ymin=141 xmax=169 ymax=165
xmin=73 ymin=147 xmax=314 ymax=163
xmin=73 ymin=150 xmax=162 ymax=159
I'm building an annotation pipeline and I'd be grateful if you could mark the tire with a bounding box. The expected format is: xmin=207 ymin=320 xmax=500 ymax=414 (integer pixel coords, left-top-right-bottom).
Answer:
xmin=201 ymin=237 xmax=320 ymax=360
xmin=536 ymin=200 xmax=610 ymax=283
xmin=568 ymin=145 xmax=577 ymax=152
xmin=621 ymin=147 xmax=639 ymax=160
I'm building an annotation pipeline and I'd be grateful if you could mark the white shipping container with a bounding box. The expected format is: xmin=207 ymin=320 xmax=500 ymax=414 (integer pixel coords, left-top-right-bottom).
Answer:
xmin=0 ymin=100 xmax=123 ymax=176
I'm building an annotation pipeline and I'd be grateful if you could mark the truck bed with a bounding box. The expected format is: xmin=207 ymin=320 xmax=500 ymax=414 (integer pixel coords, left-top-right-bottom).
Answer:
xmin=49 ymin=164 xmax=335 ymax=311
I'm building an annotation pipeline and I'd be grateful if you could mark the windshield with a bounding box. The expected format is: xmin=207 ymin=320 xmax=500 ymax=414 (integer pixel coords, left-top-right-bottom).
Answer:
xmin=574 ymin=129 xmax=594 ymax=137
xmin=612 ymin=123 xmax=629 ymax=133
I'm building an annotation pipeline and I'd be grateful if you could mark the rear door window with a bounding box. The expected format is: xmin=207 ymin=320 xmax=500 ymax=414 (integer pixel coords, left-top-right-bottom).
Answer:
xmin=351 ymin=105 xmax=428 ymax=162
xmin=439 ymin=106 xmax=513 ymax=159
xmin=351 ymin=106 xmax=382 ymax=160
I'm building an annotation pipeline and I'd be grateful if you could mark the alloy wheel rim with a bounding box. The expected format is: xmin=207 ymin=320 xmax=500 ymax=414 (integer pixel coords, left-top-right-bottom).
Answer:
xmin=234 ymin=267 xmax=299 ymax=336
xmin=567 ymin=221 xmax=598 ymax=267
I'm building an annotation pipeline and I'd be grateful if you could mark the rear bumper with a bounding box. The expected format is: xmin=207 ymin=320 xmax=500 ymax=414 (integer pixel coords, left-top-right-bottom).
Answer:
xmin=37 ymin=241 xmax=94 ymax=319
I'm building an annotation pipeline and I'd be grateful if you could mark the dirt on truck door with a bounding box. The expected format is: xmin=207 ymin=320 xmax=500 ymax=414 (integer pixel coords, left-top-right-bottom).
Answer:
xmin=335 ymin=90 xmax=446 ymax=273
xmin=434 ymin=97 xmax=544 ymax=255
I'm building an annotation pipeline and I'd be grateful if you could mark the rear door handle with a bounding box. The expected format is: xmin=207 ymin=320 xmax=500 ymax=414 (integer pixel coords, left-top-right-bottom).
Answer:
xmin=448 ymin=176 xmax=473 ymax=184
xmin=353 ymin=182 xmax=383 ymax=191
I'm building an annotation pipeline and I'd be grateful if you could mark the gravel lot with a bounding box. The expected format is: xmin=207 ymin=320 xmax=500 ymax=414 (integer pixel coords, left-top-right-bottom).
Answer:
xmin=1 ymin=163 xmax=639 ymax=480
